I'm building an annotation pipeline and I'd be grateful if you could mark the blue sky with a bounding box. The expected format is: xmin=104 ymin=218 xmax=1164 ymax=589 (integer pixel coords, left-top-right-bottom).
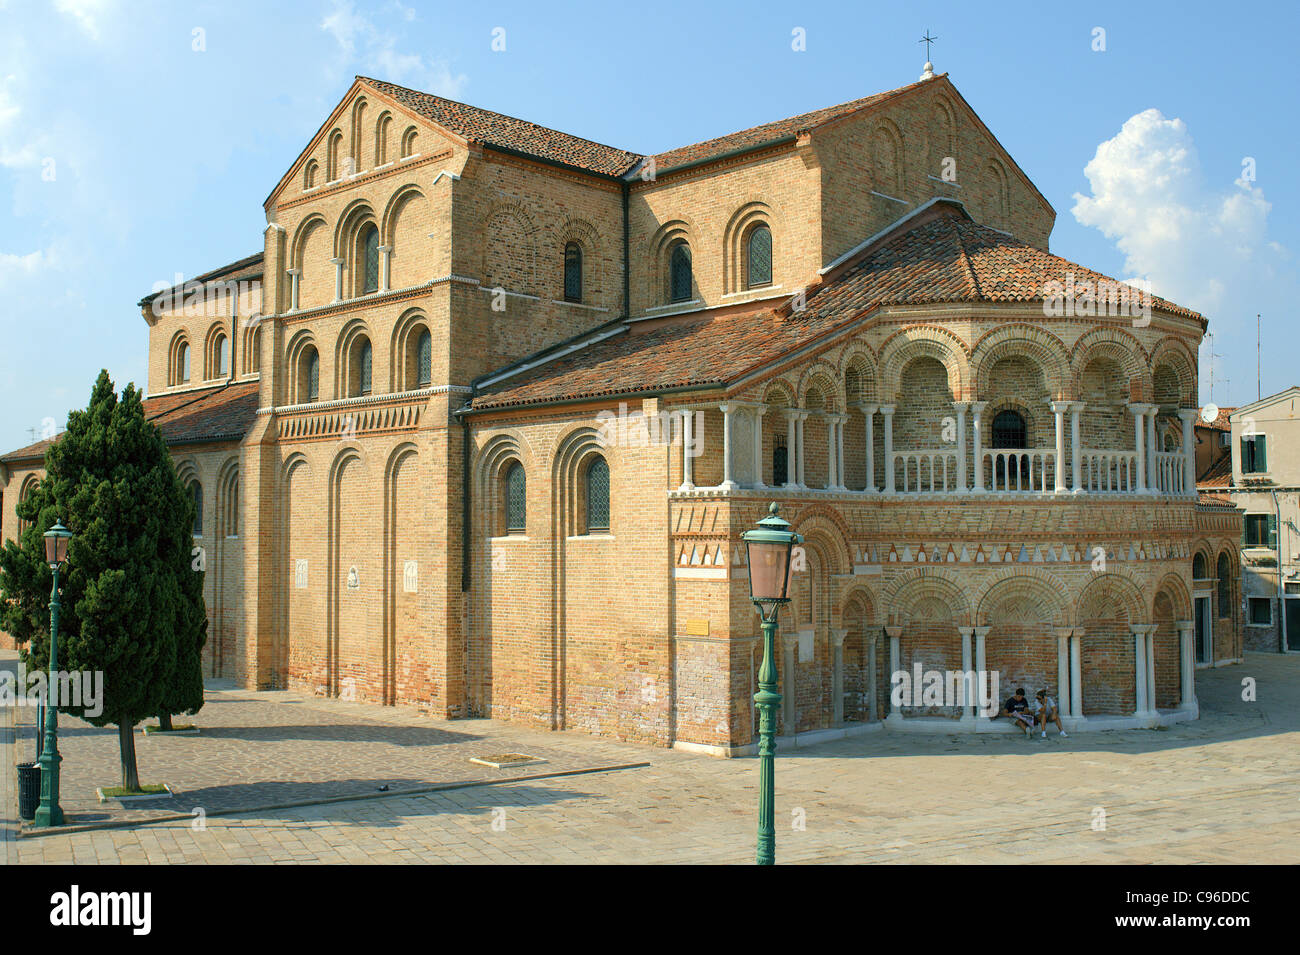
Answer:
xmin=2 ymin=0 xmax=1297 ymax=451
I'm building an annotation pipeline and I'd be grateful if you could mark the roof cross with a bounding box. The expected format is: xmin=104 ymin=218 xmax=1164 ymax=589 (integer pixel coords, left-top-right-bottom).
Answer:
xmin=918 ymin=30 xmax=938 ymax=61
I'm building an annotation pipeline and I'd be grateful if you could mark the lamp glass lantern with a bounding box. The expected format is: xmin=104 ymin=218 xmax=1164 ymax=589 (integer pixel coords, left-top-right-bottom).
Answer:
xmin=43 ymin=522 xmax=71 ymax=571
xmin=742 ymin=503 xmax=802 ymax=612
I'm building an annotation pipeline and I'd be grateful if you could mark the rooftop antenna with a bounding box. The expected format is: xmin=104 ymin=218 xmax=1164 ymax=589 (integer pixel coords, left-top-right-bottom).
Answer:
xmin=1205 ymin=331 xmax=1225 ymax=403
xmin=919 ymin=30 xmax=938 ymax=80
xmin=1257 ymin=313 xmax=1261 ymax=401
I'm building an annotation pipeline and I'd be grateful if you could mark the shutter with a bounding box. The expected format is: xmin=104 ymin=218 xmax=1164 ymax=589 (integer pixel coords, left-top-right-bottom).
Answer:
xmin=1258 ymin=435 xmax=1268 ymax=472
xmin=1240 ymin=437 xmax=1251 ymax=472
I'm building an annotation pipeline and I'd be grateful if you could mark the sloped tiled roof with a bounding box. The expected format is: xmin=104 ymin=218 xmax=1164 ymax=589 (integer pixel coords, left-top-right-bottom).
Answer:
xmin=472 ymin=204 xmax=1203 ymax=411
xmin=651 ymin=78 xmax=932 ymax=170
xmin=360 ymin=77 xmax=643 ymax=178
xmin=1198 ymin=452 xmax=1233 ymax=489
xmin=138 ymin=252 xmax=264 ymax=307
xmin=1 ymin=382 xmax=259 ymax=464
xmin=1198 ymin=406 xmax=1235 ymax=431
xmin=1197 ymin=492 xmax=1238 ymax=509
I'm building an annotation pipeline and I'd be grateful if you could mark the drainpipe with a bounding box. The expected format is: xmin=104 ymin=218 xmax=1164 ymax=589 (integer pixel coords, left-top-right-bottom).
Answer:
xmin=1273 ymin=489 xmax=1287 ymax=652
xmin=622 ymin=179 xmax=630 ymax=319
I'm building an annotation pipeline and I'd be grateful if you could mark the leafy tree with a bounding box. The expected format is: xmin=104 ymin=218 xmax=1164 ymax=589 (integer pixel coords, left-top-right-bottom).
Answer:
xmin=0 ymin=371 xmax=207 ymax=789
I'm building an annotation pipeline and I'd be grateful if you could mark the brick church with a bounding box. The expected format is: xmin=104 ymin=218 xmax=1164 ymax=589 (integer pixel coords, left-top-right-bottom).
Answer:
xmin=1 ymin=66 xmax=1244 ymax=754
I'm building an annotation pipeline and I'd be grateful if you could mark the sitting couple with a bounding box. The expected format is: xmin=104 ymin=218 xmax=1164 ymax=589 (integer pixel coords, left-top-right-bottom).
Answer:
xmin=1001 ymin=688 xmax=1068 ymax=739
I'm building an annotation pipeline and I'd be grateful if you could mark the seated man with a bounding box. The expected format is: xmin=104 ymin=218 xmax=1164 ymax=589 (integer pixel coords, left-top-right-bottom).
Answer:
xmin=1000 ymin=687 xmax=1035 ymax=737
xmin=1033 ymin=690 xmax=1068 ymax=738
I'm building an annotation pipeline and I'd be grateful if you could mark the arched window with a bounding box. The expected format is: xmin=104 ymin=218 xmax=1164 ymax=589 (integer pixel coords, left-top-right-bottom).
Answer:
xmin=375 ymin=113 xmax=392 ymax=165
xmin=746 ymin=225 xmax=772 ymax=288
xmin=360 ymin=224 xmax=379 ymax=295
xmin=401 ymin=126 xmax=418 ymax=159
xmin=669 ymin=242 xmax=692 ymax=303
xmin=417 ymin=329 xmax=431 ymax=387
xmin=585 ymin=456 xmax=610 ymax=533
xmin=299 ymin=346 xmax=320 ymax=403
xmin=773 ymin=436 xmax=788 ymax=486
xmin=1217 ymin=552 xmax=1231 ymax=617
xmin=191 ymin=480 xmax=203 ymax=536
xmin=178 ymin=341 xmax=191 ymax=384
xmin=991 ymin=410 xmax=1027 ymax=448
xmin=504 ymin=462 xmax=526 ymax=534
xmin=216 ymin=334 xmax=229 ymax=377
xmin=304 ymin=159 xmax=318 ymax=189
xmin=1193 ymin=552 xmax=1208 ymax=580
xmin=359 ymin=340 xmax=372 ymax=396
xmin=564 ymin=242 xmax=583 ymax=303
xmin=327 ymin=130 xmax=343 ymax=181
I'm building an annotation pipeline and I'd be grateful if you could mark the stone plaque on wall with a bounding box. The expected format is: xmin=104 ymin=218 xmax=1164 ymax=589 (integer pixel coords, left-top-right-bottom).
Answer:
xmin=403 ymin=560 xmax=418 ymax=593
xmin=347 ymin=565 xmax=360 ymax=591
xmin=294 ymin=559 xmax=308 ymax=590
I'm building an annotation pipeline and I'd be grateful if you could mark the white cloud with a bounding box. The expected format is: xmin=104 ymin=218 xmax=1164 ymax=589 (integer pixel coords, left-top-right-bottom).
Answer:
xmin=1072 ymin=108 xmax=1281 ymax=319
xmin=321 ymin=0 xmax=466 ymax=96
xmin=53 ymin=0 xmax=114 ymax=40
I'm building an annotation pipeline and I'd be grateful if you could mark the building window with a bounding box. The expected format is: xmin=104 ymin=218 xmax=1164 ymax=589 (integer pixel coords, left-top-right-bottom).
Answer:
xmin=1241 ymin=433 xmax=1268 ymax=473
xmin=1217 ymin=553 xmax=1231 ymax=617
xmin=746 ymin=225 xmax=772 ymax=288
xmin=773 ymin=437 xmax=788 ymax=486
xmin=1192 ymin=552 xmax=1208 ymax=580
xmin=669 ymin=242 xmax=692 ymax=303
xmin=401 ymin=126 xmax=418 ymax=159
xmin=361 ymin=225 xmax=379 ymax=294
xmin=359 ymin=341 xmax=372 ymax=396
xmin=1248 ymin=597 xmax=1273 ymax=626
xmin=505 ymin=463 xmax=526 ymax=534
xmin=178 ymin=342 xmax=190 ymax=384
xmin=1244 ymin=513 xmax=1276 ymax=548
xmin=191 ymin=480 xmax=203 ymax=536
xmin=216 ymin=335 xmax=229 ymax=377
xmin=305 ymin=347 xmax=320 ymax=402
xmin=991 ymin=409 xmax=1029 ymax=482
xmin=564 ymin=242 xmax=583 ymax=303
xmin=417 ymin=330 xmax=431 ymax=387
xmin=585 ymin=456 xmax=610 ymax=533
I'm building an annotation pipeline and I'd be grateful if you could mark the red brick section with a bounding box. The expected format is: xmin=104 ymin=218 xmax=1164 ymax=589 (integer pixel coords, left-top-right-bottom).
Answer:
xmin=359 ymin=77 xmax=643 ymax=178
xmin=650 ymin=77 xmax=933 ymax=170
xmin=473 ymin=204 xmax=1204 ymax=412
xmin=0 ymin=381 xmax=260 ymax=463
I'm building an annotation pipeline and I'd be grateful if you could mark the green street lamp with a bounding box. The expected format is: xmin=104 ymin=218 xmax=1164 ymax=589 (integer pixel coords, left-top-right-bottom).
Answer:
xmin=741 ymin=502 xmax=802 ymax=866
xmin=34 ymin=520 xmax=71 ymax=828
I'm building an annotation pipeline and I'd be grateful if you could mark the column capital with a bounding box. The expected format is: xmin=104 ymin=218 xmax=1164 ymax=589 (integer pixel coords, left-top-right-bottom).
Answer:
xmin=329 ymin=256 xmax=345 ymax=265
xmin=1130 ymin=623 xmax=1158 ymax=635
xmin=951 ymin=400 xmax=971 ymax=413
xmin=1049 ymin=400 xmax=1072 ymax=413
xmin=855 ymin=401 xmax=880 ymax=416
xmin=884 ymin=625 xmax=904 ymax=638
xmin=717 ymin=400 xmax=735 ymax=413
xmin=1176 ymin=407 xmax=1198 ymax=422
xmin=879 ymin=403 xmax=897 ymax=416
xmin=969 ymin=400 xmax=988 ymax=413
xmin=828 ymin=412 xmax=849 ymax=424
xmin=780 ymin=632 xmax=800 ymax=651
xmin=830 ymin=628 xmax=848 ymax=648
xmin=1128 ymin=401 xmax=1156 ymax=414
xmin=1054 ymin=627 xmax=1076 ymax=640
xmin=956 ymin=625 xmax=975 ymax=638
xmin=285 ymin=267 xmax=301 ymax=276
xmin=972 ymin=625 xmax=992 ymax=637
xmin=377 ymin=245 xmax=392 ymax=253
xmin=1069 ymin=401 xmax=1086 ymax=414
xmin=1174 ymin=619 xmax=1194 ymax=634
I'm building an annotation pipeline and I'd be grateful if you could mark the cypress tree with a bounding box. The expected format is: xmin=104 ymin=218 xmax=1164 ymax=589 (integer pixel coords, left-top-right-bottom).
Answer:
xmin=0 ymin=371 xmax=207 ymax=789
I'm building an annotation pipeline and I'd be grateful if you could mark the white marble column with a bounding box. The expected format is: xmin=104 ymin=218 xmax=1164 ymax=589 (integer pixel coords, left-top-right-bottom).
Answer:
xmin=1145 ymin=627 xmax=1158 ymax=716
xmin=974 ymin=626 xmax=990 ymax=717
xmin=1129 ymin=402 xmax=1151 ymax=493
xmin=795 ymin=412 xmax=807 ymax=488
xmin=953 ymin=401 xmax=969 ymax=492
xmin=886 ymin=626 xmax=903 ymax=722
xmin=835 ymin=415 xmax=846 ymax=491
xmin=958 ymin=626 xmax=975 ymax=722
xmin=785 ymin=411 xmax=798 ymax=489
xmin=679 ymin=408 xmax=695 ymax=492
xmin=1070 ymin=402 xmax=1085 ymax=493
xmin=1070 ymin=631 xmax=1084 ymax=720
xmin=831 ymin=629 xmax=848 ymax=725
xmin=881 ymin=404 xmax=896 ymax=494
xmin=1175 ymin=620 xmax=1196 ymax=710
xmin=1145 ymin=409 xmax=1158 ymax=490
xmin=867 ymin=632 xmax=879 ymax=721
xmin=1178 ymin=408 xmax=1197 ymax=495
xmin=378 ymin=245 xmax=392 ymax=292
xmin=859 ymin=403 xmax=878 ymax=492
xmin=720 ymin=402 xmax=736 ymax=490
xmin=1056 ymin=629 xmax=1072 ymax=717
xmin=1051 ymin=400 xmax=1070 ymax=493
xmin=330 ymin=256 xmax=344 ymax=303
xmin=286 ymin=268 xmax=301 ymax=312
xmin=971 ymin=401 xmax=987 ymax=493
xmin=825 ymin=414 xmax=838 ymax=490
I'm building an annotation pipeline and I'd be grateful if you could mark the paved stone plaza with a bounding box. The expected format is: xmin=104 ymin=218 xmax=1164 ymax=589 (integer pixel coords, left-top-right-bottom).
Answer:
xmin=3 ymin=649 xmax=1298 ymax=864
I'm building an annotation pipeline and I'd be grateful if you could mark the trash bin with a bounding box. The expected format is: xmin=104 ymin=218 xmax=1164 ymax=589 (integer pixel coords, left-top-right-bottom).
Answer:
xmin=17 ymin=762 xmax=40 ymax=821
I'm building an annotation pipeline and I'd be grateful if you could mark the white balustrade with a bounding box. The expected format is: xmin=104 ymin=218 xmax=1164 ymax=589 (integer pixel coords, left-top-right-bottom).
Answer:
xmin=892 ymin=449 xmax=959 ymax=493
xmin=982 ymin=449 xmax=1056 ymax=493
xmin=1154 ymin=451 xmax=1184 ymax=494
xmin=1078 ymin=449 xmax=1140 ymax=493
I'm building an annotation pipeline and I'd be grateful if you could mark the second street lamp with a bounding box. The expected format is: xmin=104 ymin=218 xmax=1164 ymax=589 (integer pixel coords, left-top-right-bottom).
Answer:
xmin=741 ymin=502 xmax=803 ymax=866
xmin=34 ymin=520 xmax=71 ymax=828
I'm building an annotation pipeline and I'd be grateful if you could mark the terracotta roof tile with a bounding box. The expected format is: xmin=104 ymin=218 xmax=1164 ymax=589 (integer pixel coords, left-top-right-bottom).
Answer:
xmin=360 ymin=78 xmax=643 ymax=178
xmin=1197 ymin=492 xmax=1238 ymax=509
xmin=1198 ymin=452 xmax=1233 ymax=489
xmin=138 ymin=252 xmax=263 ymax=307
xmin=1 ymin=382 xmax=259 ymax=463
xmin=472 ymin=206 xmax=1203 ymax=411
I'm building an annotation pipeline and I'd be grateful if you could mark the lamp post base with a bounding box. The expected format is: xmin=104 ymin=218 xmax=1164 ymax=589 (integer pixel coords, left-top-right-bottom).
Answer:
xmin=755 ymin=613 xmax=782 ymax=866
